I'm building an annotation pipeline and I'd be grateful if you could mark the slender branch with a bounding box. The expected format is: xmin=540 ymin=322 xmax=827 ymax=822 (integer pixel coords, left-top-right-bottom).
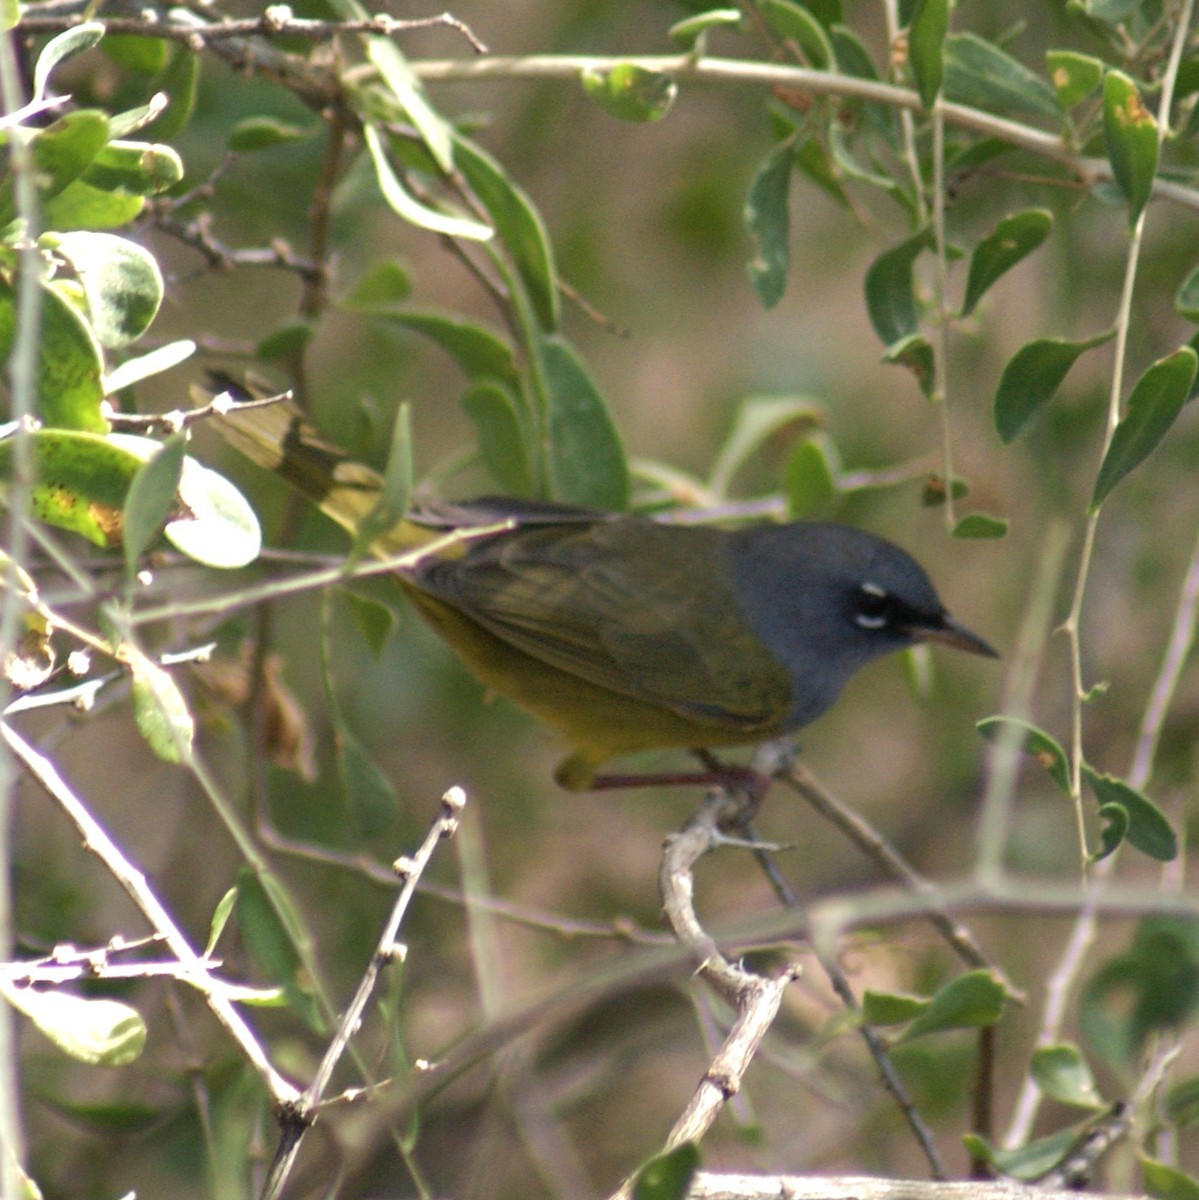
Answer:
xmin=410 ymin=54 xmax=1199 ymax=211
xmin=1 ymin=722 xmax=299 ymax=1106
xmin=259 ymin=789 xmax=465 ymax=1200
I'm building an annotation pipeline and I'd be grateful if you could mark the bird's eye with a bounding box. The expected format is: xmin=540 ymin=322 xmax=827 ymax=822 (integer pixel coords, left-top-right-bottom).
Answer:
xmin=854 ymin=582 xmax=890 ymax=630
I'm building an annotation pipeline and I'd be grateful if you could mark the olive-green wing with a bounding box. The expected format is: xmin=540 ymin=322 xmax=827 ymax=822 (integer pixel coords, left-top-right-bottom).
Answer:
xmin=406 ymin=518 xmax=793 ymax=731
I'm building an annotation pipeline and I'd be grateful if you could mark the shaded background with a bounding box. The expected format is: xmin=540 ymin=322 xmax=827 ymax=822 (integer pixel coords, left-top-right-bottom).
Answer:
xmin=12 ymin=1 xmax=1199 ymax=1197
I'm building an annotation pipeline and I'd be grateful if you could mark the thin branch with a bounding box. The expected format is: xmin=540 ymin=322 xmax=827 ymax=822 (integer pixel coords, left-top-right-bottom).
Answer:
xmin=410 ymin=54 xmax=1199 ymax=212
xmin=1 ymin=722 xmax=299 ymax=1106
xmin=259 ymin=788 xmax=465 ymax=1200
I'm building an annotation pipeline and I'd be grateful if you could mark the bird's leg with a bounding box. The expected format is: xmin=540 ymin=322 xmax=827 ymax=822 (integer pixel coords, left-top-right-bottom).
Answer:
xmin=586 ymin=751 xmax=772 ymax=815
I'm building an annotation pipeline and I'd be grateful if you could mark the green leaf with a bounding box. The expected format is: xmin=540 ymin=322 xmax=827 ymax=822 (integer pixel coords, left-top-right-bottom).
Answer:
xmin=792 ymin=137 xmax=852 ymax=210
xmin=668 ymin=9 xmax=742 ymax=48
xmin=1083 ymin=766 xmax=1178 ymax=861
xmin=943 ymin=33 xmax=1062 ymax=121
xmin=360 ymin=23 xmax=454 ymax=171
xmin=1047 ymin=50 xmax=1104 ymax=109
xmin=453 ymin=136 xmax=559 ymax=330
xmin=861 ymin=989 xmax=929 ymax=1025
xmin=581 ymin=64 xmax=678 ymax=123
xmin=1176 ymin=263 xmax=1199 ymax=323
xmin=105 ymin=338 xmax=196 ymax=394
xmin=228 ymin=116 xmax=310 ymax=152
xmin=1031 ymin=1044 xmax=1105 ymax=1109
xmin=992 ymin=330 xmax=1114 ymax=443
xmin=633 ymin=1143 xmax=699 ymax=1200
xmin=42 ymin=180 xmax=145 ymax=230
xmin=1143 ymin=1159 xmax=1199 ymax=1200
xmin=539 ymin=335 xmax=629 ymax=509
xmin=342 ymin=261 xmax=412 ymax=308
xmin=963 ymin=1127 xmax=1083 ymax=1181
xmin=898 ymin=970 xmax=1006 ymax=1041
xmin=0 ymin=277 xmax=107 ymax=432
xmin=352 ymin=402 xmax=412 ymax=557
xmin=169 ymin=455 xmax=263 ymax=570
xmin=1093 ymin=802 xmax=1130 ymax=862
xmin=1167 ymin=1078 xmax=1199 ymax=1128
xmin=881 ymin=333 xmax=934 ymax=396
xmin=0 ymin=110 xmax=109 ymax=224
xmin=235 ymin=866 xmax=323 ymax=1031
xmin=0 ymin=429 xmax=136 ymax=546
xmin=0 ymin=0 xmax=18 ymax=33
xmin=143 ymin=42 xmax=198 ymax=141
xmin=336 ymin=724 xmax=397 ymax=839
xmin=708 ymin=394 xmax=824 ymax=497
xmin=341 ymin=585 xmax=400 ymax=657
xmin=49 ymin=231 xmax=163 ymax=348
xmin=745 ymin=137 xmax=794 ymax=309
xmin=1 ymin=983 xmax=145 ymax=1067
xmin=908 ymin=0 xmax=949 ymax=110
xmin=123 ymin=433 xmax=185 ymax=572
xmin=1103 ymin=69 xmax=1159 ymax=227
xmin=864 ymin=227 xmax=932 ymax=346
xmin=381 ymin=310 xmax=520 ymax=384
xmin=206 ymin=886 xmax=238 ymax=957
xmin=81 ymin=140 xmax=184 ymax=195
xmin=1082 ymin=919 xmax=1199 ymax=1066
xmin=784 ymin=435 xmax=839 ymax=517
xmin=32 ymin=23 xmax=105 ymax=102
xmin=101 ymin=34 xmax=167 ymax=74
xmin=1092 ymin=347 xmax=1197 ymax=509
xmin=363 ymin=125 xmax=492 ymax=242
xmin=130 ymin=650 xmax=194 ymax=764
xmin=461 ymin=380 xmax=534 ymax=495
xmin=952 ymin=512 xmax=1008 ymax=538
xmin=977 ymin=716 xmax=1070 ymax=793
xmin=961 ymin=209 xmax=1053 ymax=316
xmin=758 ymin=0 xmax=835 ymax=67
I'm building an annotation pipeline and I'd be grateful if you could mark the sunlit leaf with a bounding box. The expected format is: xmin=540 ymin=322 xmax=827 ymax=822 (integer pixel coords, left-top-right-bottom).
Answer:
xmin=1 ymin=983 xmax=145 ymax=1066
xmin=130 ymin=649 xmax=194 ymax=764
xmin=1143 ymin=1159 xmax=1199 ymax=1200
xmin=48 ymin=231 xmax=163 ymax=347
xmin=861 ymin=989 xmax=928 ymax=1025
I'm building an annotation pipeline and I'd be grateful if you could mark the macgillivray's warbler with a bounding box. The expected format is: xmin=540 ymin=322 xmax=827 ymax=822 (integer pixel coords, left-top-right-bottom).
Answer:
xmin=209 ymin=384 xmax=997 ymax=790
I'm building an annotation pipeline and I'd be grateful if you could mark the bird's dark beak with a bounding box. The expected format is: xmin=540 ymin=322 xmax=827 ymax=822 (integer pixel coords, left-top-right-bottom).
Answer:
xmin=911 ymin=612 xmax=998 ymax=659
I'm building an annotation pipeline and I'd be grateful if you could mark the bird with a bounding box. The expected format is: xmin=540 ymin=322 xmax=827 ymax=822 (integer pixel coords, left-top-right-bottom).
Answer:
xmin=209 ymin=384 xmax=997 ymax=791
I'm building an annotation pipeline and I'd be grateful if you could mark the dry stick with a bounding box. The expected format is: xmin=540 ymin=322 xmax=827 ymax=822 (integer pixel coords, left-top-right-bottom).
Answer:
xmin=258 ymin=787 xmax=465 ymax=1200
xmin=686 ymin=1173 xmax=1146 ymax=1200
xmin=779 ymin=761 xmax=1022 ymax=1001
xmin=606 ymin=791 xmax=802 ymax=1200
xmin=0 ymin=722 xmax=299 ymax=1106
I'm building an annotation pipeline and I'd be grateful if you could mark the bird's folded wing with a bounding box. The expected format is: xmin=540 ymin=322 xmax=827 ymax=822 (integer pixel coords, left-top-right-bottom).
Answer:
xmin=408 ymin=521 xmax=793 ymax=731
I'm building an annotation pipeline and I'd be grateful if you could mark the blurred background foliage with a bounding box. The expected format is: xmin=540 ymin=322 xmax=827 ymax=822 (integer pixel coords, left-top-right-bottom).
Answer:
xmin=6 ymin=0 xmax=1199 ymax=1197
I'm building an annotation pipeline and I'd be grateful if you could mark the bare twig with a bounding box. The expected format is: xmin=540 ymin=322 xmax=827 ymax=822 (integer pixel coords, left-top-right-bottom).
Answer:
xmin=778 ymin=759 xmax=1022 ymax=1001
xmin=606 ymin=791 xmax=802 ymax=1200
xmin=1 ymin=722 xmax=299 ymax=1106
xmin=258 ymin=788 xmax=465 ymax=1200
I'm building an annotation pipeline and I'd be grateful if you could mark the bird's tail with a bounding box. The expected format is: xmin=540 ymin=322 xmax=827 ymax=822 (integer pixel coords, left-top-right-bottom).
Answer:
xmin=198 ymin=374 xmax=424 ymax=557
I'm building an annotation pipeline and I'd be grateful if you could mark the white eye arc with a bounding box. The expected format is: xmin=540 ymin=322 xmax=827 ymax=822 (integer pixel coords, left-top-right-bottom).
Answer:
xmin=854 ymin=581 xmax=890 ymax=630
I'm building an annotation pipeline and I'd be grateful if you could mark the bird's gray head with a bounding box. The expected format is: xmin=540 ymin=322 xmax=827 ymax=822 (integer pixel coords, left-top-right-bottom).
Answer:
xmin=725 ymin=521 xmax=995 ymax=729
